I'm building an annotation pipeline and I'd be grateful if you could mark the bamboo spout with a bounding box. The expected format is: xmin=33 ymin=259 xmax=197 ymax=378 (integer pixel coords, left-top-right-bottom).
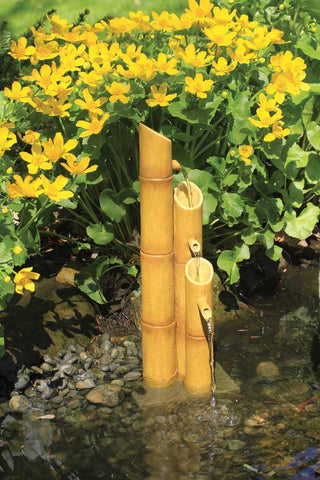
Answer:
xmin=189 ymin=238 xmax=201 ymax=257
xmin=197 ymin=298 xmax=212 ymax=323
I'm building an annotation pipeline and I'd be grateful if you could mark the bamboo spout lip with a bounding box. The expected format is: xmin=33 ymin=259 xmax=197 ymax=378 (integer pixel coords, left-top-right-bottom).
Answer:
xmin=139 ymin=123 xmax=172 ymax=178
xmin=174 ymin=181 xmax=203 ymax=210
xmin=185 ymin=257 xmax=213 ymax=286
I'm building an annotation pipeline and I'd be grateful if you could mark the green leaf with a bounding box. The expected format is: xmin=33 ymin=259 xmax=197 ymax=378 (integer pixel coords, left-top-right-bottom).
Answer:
xmin=241 ymin=227 xmax=257 ymax=245
xmin=99 ymin=188 xmax=126 ymax=223
xmin=222 ymin=174 xmax=238 ymax=187
xmin=286 ymin=143 xmax=311 ymax=169
xmin=306 ymin=153 xmax=320 ymax=183
xmin=217 ymin=244 xmax=250 ymax=284
xmin=307 ymin=121 xmax=320 ymax=150
xmin=220 ymin=192 xmax=244 ymax=223
xmin=86 ymin=223 xmax=114 ymax=245
xmin=227 ymin=92 xmax=255 ymax=144
xmin=296 ymin=35 xmax=320 ymax=60
xmin=302 ymin=0 xmax=320 ymax=20
xmin=203 ymin=192 xmax=218 ymax=225
xmin=284 ymin=203 xmax=320 ymax=239
xmin=265 ymin=245 xmax=282 ymax=261
xmin=257 ymin=228 xmax=275 ymax=250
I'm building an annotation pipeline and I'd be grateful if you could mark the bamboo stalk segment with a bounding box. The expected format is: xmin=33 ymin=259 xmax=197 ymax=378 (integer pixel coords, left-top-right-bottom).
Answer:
xmin=139 ymin=124 xmax=172 ymax=179
xmin=142 ymin=320 xmax=177 ymax=387
xmin=140 ymin=176 xmax=173 ymax=255
xmin=185 ymin=257 xmax=213 ymax=338
xmin=141 ymin=251 xmax=174 ymax=326
xmin=184 ymin=257 xmax=214 ymax=394
xmin=176 ymin=326 xmax=186 ymax=380
xmin=139 ymin=123 xmax=176 ymax=388
xmin=174 ymin=181 xmax=203 ymax=264
xmin=184 ymin=334 xmax=211 ymax=395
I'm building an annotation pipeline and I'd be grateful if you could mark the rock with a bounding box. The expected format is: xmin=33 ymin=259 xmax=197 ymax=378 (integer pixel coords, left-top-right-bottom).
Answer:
xmin=59 ymin=364 xmax=78 ymax=376
xmin=123 ymin=371 xmax=141 ymax=382
xmin=75 ymin=379 xmax=96 ymax=390
xmin=14 ymin=371 xmax=30 ymax=391
xmin=86 ymin=385 xmax=120 ymax=407
xmin=100 ymin=354 xmax=113 ymax=365
xmin=228 ymin=440 xmax=246 ymax=451
xmin=256 ymin=361 xmax=280 ymax=378
xmin=56 ymin=267 xmax=79 ymax=286
xmin=100 ymin=341 xmax=112 ymax=354
xmin=40 ymin=362 xmax=54 ymax=373
xmin=9 ymin=395 xmax=30 ymax=413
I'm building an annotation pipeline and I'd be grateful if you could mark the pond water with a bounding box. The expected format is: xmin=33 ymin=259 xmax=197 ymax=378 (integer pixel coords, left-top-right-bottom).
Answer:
xmin=0 ymin=263 xmax=319 ymax=480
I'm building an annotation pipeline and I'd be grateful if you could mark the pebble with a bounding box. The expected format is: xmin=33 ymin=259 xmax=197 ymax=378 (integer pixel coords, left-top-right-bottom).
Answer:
xmin=76 ymin=379 xmax=96 ymax=390
xmin=86 ymin=385 xmax=120 ymax=407
xmin=123 ymin=371 xmax=141 ymax=382
xmin=9 ymin=395 xmax=30 ymax=413
xmin=256 ymin=361 xmax=280 ymax=378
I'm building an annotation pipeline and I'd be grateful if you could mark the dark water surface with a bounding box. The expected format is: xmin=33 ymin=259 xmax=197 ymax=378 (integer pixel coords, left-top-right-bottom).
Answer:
xmin=0 ymin=264 xmax=319 ymax=480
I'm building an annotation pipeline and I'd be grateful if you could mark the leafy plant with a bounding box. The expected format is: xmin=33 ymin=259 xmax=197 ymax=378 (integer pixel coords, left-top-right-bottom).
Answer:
xmin=0 ymin=0 xmax=319 ymax=312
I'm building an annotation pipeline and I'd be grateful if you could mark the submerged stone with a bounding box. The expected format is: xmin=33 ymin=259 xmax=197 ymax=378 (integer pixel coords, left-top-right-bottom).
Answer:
xmin=9 ymin=395 xmax=30 ymax=413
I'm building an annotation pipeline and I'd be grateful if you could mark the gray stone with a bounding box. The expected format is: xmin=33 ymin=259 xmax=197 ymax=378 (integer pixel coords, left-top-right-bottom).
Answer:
xmin=256 ymin=361 xmax=280 ymax=378
xmin=86 ymin=385 xmax=120 ymax=407
xmin=123 ymin=371 xmax=141 ymax=382
xmin=100 ymin=354 xmax=113 ymax=365
xmin=76 ymin=379 xmax=96 ymax=390
xmin=40 ymin=362 xmax=54 ymax=373
xmin=59 ymin=364 xmax=78 ymax=376
xmin=100 ymin=340 xmax=112 ymax=354
xmin=9 ymin=395 xmax=30 ymax=413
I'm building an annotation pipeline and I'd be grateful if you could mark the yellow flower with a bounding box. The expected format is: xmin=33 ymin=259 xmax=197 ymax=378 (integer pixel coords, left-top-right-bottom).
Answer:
xmin=263 ymin=121 xmax=290 ymax=142
xmin=179 ymin=43 xmax=213 ymax=67
xmin=238 ymin=145 xmax=253 ymax=164
xmin=61 ymin=154 xmax=98 ymax=174
xmin=234 ymin=14 xmax=258 ymax=34
xmin=4 ymin=276 xmax=11 ymax=283
xmin=0 ymin=127 xmax=17 ymax=157
xmin=105 ymin=82 xmax=130 ymax=104
xmin=186 ymin=0 xmax=213 ymax=21
xmin=20 ymin=143 xmax=52 ymax=174
xmin=18 ymin=130 xmax=41 ymax=145
xmin=211 ymin=6 xmax=236 ymax=25
xmin=30 ymin=39 xmax=59 ymax=64
xmin=245 ymin=26 xmax=271 ymax=50
xmin=108 ymin=17 xmax=136 ymax=34
xmin=76 ymin=113 xmax=110 ymax=137
xmin=171 ymin=13 xmax=193 ymax=30
xmin=150 ymin=11 xmax=177 ymax=31
xmin=185 ymin=73 xmax=213 ymax=98
xmin=249 ymin=94 xmax=283 ymax=128
xmin=129 ymin=11 xmax=151 ymax=32
xmin=154 ymin=53 xmax=179 ymax=75
xmin=47 ymin=14 xmax=73 ymax=35
xmin=42 ymin=132 xmax=78 ymax=162
xmin=14 ymin=267 xmax=40 ymax=294
xmin=8 ymin=37 xmax=35 ymax=60
xmin=1 ymin=207 xmax=9 ymax=214
xmin=203 ymin=24 xmax=237 ymax=47
xmin=32 ymin=97 xmax=71 ymax=117
xmin=38 ymin=174 xmax=74 ymax=202
xmin=4 ymin=81 xmax=33 ymax=103
xmin=75 ymin=88 xmax=108 ymax=114
xmin=59 ymin=43 xmax=87 ymax=73
xmin=227 ymin=44 xmax=256 ymax=64
xmin=211 ymin=57 xmax=237 ymax=75
xmin=78 ymin=70 xmax=103 ymax=89
xmin=13 ymin=246 xmax=23 ymax=255
xmin=6 ymin=167 xmax=13 ymax=174
xmin=146 ymin=83 xmax=177 ymax=107
xmin=6 ymin=175 xmax=43 ymax=198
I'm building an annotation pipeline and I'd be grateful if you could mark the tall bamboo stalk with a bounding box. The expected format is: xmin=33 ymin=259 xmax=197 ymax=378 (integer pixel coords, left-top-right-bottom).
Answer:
xmin=139 ymin=124 xmax=177 ymax=387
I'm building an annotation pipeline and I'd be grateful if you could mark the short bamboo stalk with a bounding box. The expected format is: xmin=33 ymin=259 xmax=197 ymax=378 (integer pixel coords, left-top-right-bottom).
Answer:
xmin=184 ymin=257 xmax=214 ymax=394
xmin=139 ymin=124 xmax=177 ymax=387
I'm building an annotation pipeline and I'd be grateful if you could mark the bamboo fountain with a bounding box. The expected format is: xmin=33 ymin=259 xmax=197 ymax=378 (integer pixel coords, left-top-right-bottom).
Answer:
xmin=139 ymin=124 xmax=214 ymax=395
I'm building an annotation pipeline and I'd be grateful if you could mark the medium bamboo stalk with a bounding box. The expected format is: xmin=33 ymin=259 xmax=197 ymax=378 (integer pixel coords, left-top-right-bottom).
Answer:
xmin=139 ymin=124 xmax=177 ymax=387
xmin=184 ymin=257 xmax=214 ymax=394
xmin=174 ymin=181 xmax=203 ymax=380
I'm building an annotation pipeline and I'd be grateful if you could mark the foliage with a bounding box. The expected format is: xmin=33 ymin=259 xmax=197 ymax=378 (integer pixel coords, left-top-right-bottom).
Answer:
xmin=0 ymin=0 xmax=319 ymax=312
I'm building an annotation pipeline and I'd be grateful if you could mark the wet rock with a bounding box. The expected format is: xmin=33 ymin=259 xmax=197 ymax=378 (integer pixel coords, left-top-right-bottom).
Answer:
xmin=228 ymin=439 xmax=246 ymax=451
xmin=59 ymin=364 xmax=78 ymax=376
xmin=24 ymin=387 xmax=38 ymax=399
xmin=100 ymin=341 xmax=112 ymax=354
xmin=86 ymin=385 xmax=120 ymax=407
xmin=56 ymin=267 xmax=79 ymax=286
xmin=9 ymin=395 xmax=30 ymax=413
xmin=256 ymin=361 xmax=280 ymax=378
xmin=76 ymin=379 xmax=96 ymax=390
xmin=40 ymin=362 xmax=54 ymax=373
xmin=99 ymin=354 xmax=113 ymax=365
xmin=14 ymin=369 xmax=30 ymax=391
xmin=123 ymin=371 xmax=141 ymax=382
